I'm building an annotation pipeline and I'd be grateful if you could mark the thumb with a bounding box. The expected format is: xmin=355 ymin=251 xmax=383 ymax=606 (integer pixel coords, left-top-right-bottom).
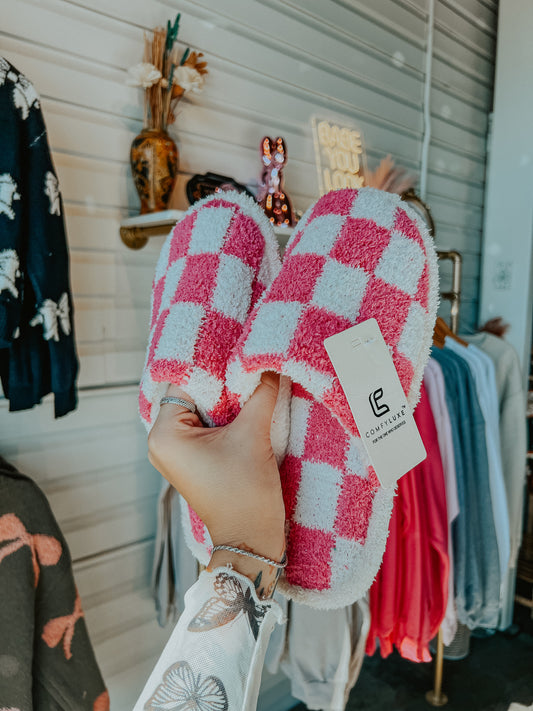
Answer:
xmin=232 ymin=371 xmax=280 ymax=439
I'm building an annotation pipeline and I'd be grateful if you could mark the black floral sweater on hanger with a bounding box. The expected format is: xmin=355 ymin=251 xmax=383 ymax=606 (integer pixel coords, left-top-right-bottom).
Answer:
xmin=0 ymin=57 xmax=78 ymax=417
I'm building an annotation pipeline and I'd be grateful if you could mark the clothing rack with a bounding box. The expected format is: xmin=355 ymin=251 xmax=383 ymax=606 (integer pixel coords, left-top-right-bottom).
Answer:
xmin=437 ymin=250 xmax=462 ymax=335
xmin=425 ymin=249 xmax=463 ymax=707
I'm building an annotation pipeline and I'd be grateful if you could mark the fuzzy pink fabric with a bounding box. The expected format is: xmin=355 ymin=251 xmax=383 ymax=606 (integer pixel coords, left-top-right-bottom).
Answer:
xmin=141 ymin=187 xmax=439 ymax=609
xmin=227 ymin=187 xmax=440 ymax=607
xmin=139 ymin=192 xmax=281 ymax=429
xmin=139 ymin=192 xmax=282 ymax=552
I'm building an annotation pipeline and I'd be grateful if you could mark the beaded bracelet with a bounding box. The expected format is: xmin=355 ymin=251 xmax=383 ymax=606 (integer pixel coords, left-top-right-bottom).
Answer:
xmin=211 ymin=545 xmax=287 ymax=570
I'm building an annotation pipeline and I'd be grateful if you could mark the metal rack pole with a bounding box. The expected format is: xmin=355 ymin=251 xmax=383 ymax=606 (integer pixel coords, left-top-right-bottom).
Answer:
xmin=437 ymin=250 xmax=462 ymax=335
xmin=426 ymin=629 xmax=449 ymax=706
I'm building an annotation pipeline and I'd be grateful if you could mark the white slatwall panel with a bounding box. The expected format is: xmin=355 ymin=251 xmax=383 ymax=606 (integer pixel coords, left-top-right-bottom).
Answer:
xmin=0 ymin=0 xmax=496 ymax=707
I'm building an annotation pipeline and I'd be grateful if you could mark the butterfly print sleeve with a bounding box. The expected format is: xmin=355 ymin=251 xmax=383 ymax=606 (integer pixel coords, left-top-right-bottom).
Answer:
xmin=133 ymin=567 xmax=284 ymax=711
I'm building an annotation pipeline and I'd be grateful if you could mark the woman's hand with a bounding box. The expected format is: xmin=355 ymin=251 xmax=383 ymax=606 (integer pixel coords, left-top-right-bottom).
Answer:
xmin=147 ymin=372 xmax=286 ymax=597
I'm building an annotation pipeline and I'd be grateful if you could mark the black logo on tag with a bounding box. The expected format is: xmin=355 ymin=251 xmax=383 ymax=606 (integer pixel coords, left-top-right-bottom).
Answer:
xmin=369 ymin=388 xmax=390 ymax=418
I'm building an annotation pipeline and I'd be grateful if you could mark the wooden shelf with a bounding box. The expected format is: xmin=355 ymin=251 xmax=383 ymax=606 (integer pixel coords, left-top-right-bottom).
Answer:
xmin=120 ymin=209 xmax=295 ymax=250
xmin=119 ymin=215 xmax=463 ymax=308
xmin=120 ymin=210 xmax=185 ymax=249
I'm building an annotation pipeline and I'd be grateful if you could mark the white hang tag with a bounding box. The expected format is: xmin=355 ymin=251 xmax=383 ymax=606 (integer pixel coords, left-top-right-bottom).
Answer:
xmin=324 ymin=318 xmax=426 ymax=488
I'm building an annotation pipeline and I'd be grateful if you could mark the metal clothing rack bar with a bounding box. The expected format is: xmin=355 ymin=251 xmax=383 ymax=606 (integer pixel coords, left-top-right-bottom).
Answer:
xmin=437 ymin=250 xmax=462 ymax=335
xmin=425 ymin=249 xmax=462 ymax=707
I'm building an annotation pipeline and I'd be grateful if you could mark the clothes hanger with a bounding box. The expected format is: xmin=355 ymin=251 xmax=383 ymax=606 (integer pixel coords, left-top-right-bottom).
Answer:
xmin=478 ymin=317 xmax=510 ymax=338
xmin=432 ymin=316 xmax=468 ymax=348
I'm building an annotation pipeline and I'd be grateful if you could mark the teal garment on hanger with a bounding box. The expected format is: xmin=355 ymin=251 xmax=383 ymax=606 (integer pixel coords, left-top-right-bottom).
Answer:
xmin=430 ymin=346 xmax=501 ymax=630
xmin=444 ymin=337 xmax=510 ymax=581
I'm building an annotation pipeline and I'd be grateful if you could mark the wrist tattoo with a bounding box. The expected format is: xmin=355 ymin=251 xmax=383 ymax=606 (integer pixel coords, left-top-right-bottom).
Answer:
xmin=253 ymin=564 xmax=283 ymax=600
xmin=254 ymin=570 xmax=265 ymax=599
xmin=264 ymin=565 xmax=283 ymax=598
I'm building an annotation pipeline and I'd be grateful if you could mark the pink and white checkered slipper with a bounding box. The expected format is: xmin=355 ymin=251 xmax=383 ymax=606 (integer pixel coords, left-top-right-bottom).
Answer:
xmin=139 ymin=191 xmax=282 ymax=559
xmin=227 ymin=187 xmax=440 ymax=608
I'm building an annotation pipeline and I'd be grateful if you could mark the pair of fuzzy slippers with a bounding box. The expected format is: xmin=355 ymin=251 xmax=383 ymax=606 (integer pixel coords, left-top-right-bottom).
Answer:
xmin=140 ymin=187 xmax=439 ymax=609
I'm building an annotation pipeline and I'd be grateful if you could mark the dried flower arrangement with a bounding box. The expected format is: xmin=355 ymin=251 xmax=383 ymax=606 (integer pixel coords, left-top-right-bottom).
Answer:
xmin=363 ymin=154 xmax=414 ymax=194
xmin=127 ymin=14 xmax=208 ymax=131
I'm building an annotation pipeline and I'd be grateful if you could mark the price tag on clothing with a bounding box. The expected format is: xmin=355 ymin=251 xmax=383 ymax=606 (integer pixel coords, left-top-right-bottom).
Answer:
xmin=324 ymin=318 xmax=426 ymax=488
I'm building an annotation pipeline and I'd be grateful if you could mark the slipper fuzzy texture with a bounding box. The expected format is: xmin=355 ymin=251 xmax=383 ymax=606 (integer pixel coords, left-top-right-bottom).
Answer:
xmin=139 ymin=190 xmax=282 ymax=429
xmin=139 ymin=191 xmax=282 ymax=559
xmin=227 ymin=187 xmax=440 ymax=608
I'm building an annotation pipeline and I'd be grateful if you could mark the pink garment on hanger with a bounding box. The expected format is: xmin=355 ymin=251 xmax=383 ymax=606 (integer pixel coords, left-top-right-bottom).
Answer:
xmin=366 ymin=384 xmax=449 ymax=663
xmin=424 ymin=358 xmax=459 ymax=645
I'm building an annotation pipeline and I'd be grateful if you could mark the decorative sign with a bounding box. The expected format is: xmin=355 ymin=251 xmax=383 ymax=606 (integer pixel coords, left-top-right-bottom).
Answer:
xmin=312 ymin=117 xmax=366 ymax=195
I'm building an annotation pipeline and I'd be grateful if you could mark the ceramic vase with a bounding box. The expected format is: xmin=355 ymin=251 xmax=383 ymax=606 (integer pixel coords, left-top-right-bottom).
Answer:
xmin=130 ymin=128 xmax=179 ymax=214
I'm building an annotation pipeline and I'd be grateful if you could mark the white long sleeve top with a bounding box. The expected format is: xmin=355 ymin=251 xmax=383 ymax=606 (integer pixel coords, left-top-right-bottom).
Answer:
xmin=133 ymin=567 xmax=283 ymax=711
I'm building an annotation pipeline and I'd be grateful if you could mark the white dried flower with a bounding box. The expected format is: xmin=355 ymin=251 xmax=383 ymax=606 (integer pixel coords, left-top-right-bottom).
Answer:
xmin=175 ymin=65 xmax=205 ymax=94
xmin=127 ymin=62 xmax=162 ymax=88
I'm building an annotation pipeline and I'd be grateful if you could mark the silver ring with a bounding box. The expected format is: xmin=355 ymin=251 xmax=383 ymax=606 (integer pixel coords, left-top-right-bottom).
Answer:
xmin=159 ymin=396 xmax=197 ymax=414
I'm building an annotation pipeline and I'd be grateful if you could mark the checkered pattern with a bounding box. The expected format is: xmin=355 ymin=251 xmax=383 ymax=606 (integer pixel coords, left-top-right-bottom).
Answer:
xmin=139 ymin=191 xmax=281 ymax=430
xmin=227 ymin=187 xmax=439 ymax=608
xmin=139 ymin=191 xmax=282 ymax=558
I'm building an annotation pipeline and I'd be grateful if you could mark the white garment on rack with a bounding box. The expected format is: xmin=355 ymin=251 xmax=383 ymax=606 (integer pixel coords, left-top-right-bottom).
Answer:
xmin=268 ymin=599 xmax=370 ymax=711
xmin=343 ymin=598 xmax=371 ymax=709
xmin=264 ymin=591 xmax=289 ymax=674
xmin=424 ymin=357 xmax=460 ymax=646
xmin=281 ymin=604 xmax=353 ymax=711
xmin=463 ymin=332 xmax=527 ymax=630
xmin=445 ymin=337 xmax=511 ymax=583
